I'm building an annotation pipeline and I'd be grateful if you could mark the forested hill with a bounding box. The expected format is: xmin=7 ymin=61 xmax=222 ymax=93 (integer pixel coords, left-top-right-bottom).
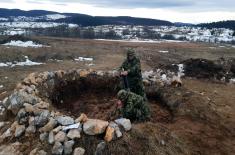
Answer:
xmin=198 ymin=20 xmax=235 ymax=30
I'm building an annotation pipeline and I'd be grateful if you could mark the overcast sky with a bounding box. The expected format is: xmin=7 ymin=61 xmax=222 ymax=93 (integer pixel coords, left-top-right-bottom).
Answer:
xmin=0 ymin=0 xmax=235 ymax=23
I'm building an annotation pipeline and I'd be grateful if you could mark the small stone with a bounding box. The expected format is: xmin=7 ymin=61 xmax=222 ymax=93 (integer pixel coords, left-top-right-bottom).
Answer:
xmin=55 ymin=131 xmax=67 ymax=143
xmin=75 ymin=113 xmax=88 ymax=123
xmin=39 ymin=118 xmax=57 ymax=132
xmin=10 ymin=121 xmax=19 ymax=132
xmin=104 ymin=126 xmax=115 ymax=142
xmin=115 ymin=118 xmax=131 ymax=131
xmin=35 ymin=110 xmax=50 ymax=127
xmin=35 ymin=102 xmax=49 ymax=109
xmin=83 ymin=119 xmax=109 ymax=135
xmin=0 ymin=129 xmax=12 ymax=143
xmin=40 ymin=132 xmax=48 ymax=142
xmin=26 ymin=125 xmax=36 ymax=134
xmin=17 ymin=108 xmax=26 ymax=119
xmin=28 ymin=117 xmax=36 ymax=126
xmin=48 ymin=131 xmax=55 ymax=144
xmin=67 ymin=129 xmax=81 ymax=139
xmin=29 ymin=148 xmax=38 ymax=155
xmin=0 ymin=122 xmax=6 ymax=129
xmin=64 ymin=140 xmax=75 ymax=155
xmin=14 ymin=125 xmax=25 ymax=138
xmin=53 ymin=126 xmax=62 ymax=134
xmin=52 ymin=142 xmax=63 ymax=155
xmin=73 ymin=147 xmax=85 ymax=155
xmin=56 ymin=116 xmax=74 ymax=126
xmin=24 ymin=103 xmax=34 ymax=113
xmin=95 ymin=141 xmax=106 ymax=155
xmin=30 ymin=148 xmax=47 ymax=155
xmin=0 ymin=105 xmax=7 ymax=121
xmin=115 ymin=128 xmax=122 ymax=138
xmin=38 ymin=150 xmax=47 ymax=155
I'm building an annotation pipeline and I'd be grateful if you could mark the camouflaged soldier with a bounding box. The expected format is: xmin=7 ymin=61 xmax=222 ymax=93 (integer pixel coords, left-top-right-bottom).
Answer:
xmin=120 ymin=49 xmax=146 ymax=98
xmin=117 ymin=89 xmax=150 ymax=121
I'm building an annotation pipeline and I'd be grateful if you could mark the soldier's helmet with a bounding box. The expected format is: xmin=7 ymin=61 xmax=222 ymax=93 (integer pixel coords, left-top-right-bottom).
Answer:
xmin=127 ymin=48 xmax=135 ymax=57
xmin=117 ymin=89 xmax=128 ymax=101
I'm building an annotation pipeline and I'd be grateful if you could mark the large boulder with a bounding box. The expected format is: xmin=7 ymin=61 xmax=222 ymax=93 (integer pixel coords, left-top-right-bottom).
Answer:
xmin=83 ymin=119 xmax=109 ymax=135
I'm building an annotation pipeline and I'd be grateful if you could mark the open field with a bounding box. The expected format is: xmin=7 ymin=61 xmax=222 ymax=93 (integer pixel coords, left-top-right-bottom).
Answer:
xmin=0 ymin=37 xmax=235 ymax=155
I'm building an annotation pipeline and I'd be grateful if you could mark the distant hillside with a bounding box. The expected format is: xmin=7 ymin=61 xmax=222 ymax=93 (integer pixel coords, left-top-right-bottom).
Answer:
xmin=59 ymin=16 xmax=173 ymax=26
xmin=0 ymin=8 xmax=173 ymax=26
xmin=198 ymin=20 xmax=235 ymax=30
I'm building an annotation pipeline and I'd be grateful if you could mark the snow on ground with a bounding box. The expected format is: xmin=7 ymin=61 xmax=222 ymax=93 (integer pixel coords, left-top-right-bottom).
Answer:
xmin=3 ymin=40 xmax=45 ymax=48
xmin=95 ymin=39 xmax=186 ymax=43
xmin=86 ymin=63 xmax=95 ymax=66
xmin=0 ymin=22 xmax=77 ymax=28
xmin=0 ymin=56 xmax=44 ymax=67
xmin=230 ymin=79 xmax=235 ymax=84
xmin=45 ymin=14 xmax=68 ymax=20
xmin=75 ymin=57 xmax=93 ymax=61
xmin=0 ymin=85 xmax=3 ymax=89
xmin=0 ymin=18 xmax=8 ymax=21
xmin=0 ymin=63 xmax=8 ymax=67
xmin=158 ymin=50 xmax=169 ymax=53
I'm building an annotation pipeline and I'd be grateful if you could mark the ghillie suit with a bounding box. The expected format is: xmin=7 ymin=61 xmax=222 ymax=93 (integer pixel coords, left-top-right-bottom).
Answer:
xmin=117 ymin=90 xmax=150 ymax=121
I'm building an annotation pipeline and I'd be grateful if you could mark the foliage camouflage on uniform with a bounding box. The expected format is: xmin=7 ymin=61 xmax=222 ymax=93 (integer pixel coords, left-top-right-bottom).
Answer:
xmin=120 ymin=49 xmax=146 ymax=98
xmin=117 ymin=90 xmax=150 ymax=121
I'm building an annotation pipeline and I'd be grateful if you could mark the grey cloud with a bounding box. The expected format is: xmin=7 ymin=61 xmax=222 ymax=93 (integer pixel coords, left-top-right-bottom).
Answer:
xmin=26 ymin=0 xmax=235 ymax=12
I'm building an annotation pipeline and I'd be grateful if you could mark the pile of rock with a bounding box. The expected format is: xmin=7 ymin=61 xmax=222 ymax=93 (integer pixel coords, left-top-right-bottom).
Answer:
xmin=0 ymin=69 xmax=133 ymax=155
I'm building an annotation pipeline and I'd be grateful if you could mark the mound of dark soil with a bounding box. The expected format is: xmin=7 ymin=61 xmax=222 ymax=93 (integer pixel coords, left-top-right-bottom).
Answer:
xmin=182 ymin=58 xmax=225 ymax=80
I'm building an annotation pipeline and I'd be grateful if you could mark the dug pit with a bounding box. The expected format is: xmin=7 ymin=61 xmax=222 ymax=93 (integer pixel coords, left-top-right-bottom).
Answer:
xmin=49 ymin=72 xmax=172 ymax=123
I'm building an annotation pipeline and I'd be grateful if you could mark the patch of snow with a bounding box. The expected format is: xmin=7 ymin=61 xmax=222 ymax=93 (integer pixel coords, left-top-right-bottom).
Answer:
xmin=232 ymin=46 xmax=235 ymax=48
xmin=230 ymin=79 xmax=235 ymax=84
xmin=4 ymin=77 xmax=8 ymax=79
xmin=158 ymin=50 xmax=169 ymax=53
xmin=3 ymin=40 xmax=44 ymax=48
xmin=45 ymin=14 xmax=68 ymax=20
xmin=0 ymin=85 xmax=3 ymax=89
xmin=75 ymin=57 xmax=93 ymax=61
xmin=209 ymin=47 xmax=217 ymax=49
xmin=0 ymin=18 xmax=8 ymax=21
xmin=86 ymin=63 xmax=95 ymax=66
xmin=0 ymin=56 xmax=44 ymax=67
xmin=0 ymin=22 xmax=76 ymax=28
xmin=0 ymin=63 xmax=8 ymax=67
